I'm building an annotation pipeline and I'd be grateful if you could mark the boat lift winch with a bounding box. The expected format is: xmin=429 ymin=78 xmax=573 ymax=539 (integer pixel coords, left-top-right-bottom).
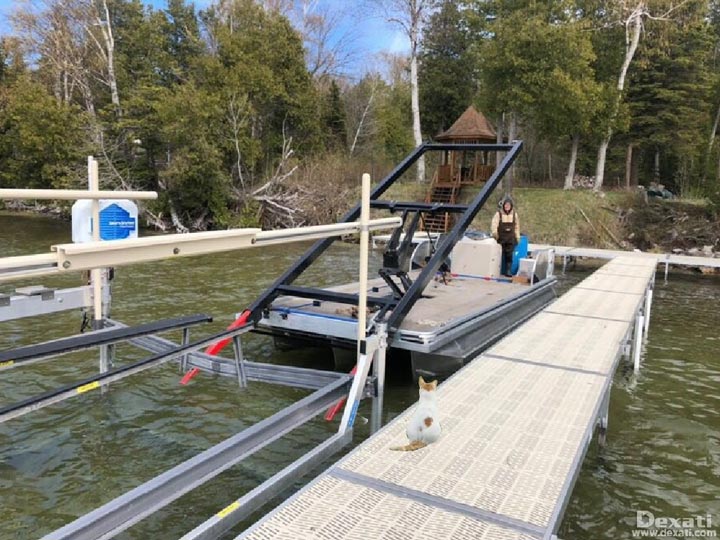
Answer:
xmin=1 ymin=141 xmax=526 ymax=539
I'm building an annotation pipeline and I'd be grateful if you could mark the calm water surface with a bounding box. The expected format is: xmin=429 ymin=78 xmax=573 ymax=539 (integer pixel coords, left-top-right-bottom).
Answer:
xmin=0 ymin=213 xmax=718 ymax=539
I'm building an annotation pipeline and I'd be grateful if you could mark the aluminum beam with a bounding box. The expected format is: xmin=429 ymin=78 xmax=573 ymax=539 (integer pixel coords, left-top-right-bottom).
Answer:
xmin=180 ymin=431 xmax=352 ymax=540
xmin=0 ymin=285 xmax=92 ymax=322
xmin=41 ymin=376 xmax=351 ymax=540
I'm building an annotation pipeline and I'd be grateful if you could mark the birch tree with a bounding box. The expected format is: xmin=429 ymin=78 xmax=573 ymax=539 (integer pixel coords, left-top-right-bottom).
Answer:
xmin=592 ymin=0 xmax=692 ymax=191
xmin=372 ymin=0 xmax=433 ymax=182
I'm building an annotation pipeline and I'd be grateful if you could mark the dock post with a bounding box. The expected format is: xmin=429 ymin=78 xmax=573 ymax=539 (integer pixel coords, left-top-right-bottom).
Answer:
xmin=597 ymin=391 xmax=610 ymax=447
xmin=232 ymin=335 xmax=247 ymax=388
xmin=633 ymin=311 xmax=644 ymax=373
xmin=339 ymin=172 xmax=373 ymax=435
xmin=664 ymin=260 xmax=669 ymax=282
xmin=643 ymin=287 xmax=653 ymax=337
xmin=562 ymin=254 xmax=567 ymax=274
xmin=371 ymin=324 xmax=387 ymax=434
xmin=180 ymin=328 xmax=190 ymax=373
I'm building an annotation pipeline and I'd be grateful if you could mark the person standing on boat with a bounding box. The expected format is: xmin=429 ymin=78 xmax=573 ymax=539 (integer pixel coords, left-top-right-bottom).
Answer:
xmin=491 ymin=196 xmax=520 ymax=276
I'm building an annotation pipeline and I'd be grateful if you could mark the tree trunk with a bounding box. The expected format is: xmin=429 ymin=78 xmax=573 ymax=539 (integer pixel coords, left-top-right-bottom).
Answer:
xmin=702 ymin=100 xmax=720 ymax=184
xmin=506 ymin=112 xmax=517 ymax=192
xmin=495 ymin=114 xmax=504 ymax=192
xmin=410 ymin=25 xmax=424 ymax=182
xmin=594 ymin=4 xmax=643 ymax=191
xmin=625 ymin=143 xmax=633 ymax=189
xmin=100 ymin=0 xmax=120 ymax=111
xmin=564 ymin=134 xmax=579 ymax=190
xmin=547 ymin=151 xmax=552 ymax=184
xmin=654 ymin=148 xmax=660 ymax=183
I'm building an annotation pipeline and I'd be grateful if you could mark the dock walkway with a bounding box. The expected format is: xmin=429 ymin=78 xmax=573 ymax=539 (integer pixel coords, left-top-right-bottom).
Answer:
xmin=529 ymin=243 xmax=719 ymax=278
xmin=235 ymin=256 xmax=656 ymax=540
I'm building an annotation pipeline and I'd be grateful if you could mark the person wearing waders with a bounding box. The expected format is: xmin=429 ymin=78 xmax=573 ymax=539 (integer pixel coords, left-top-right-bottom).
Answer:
xmin=491 ymin=196 xmax=520 ymax=277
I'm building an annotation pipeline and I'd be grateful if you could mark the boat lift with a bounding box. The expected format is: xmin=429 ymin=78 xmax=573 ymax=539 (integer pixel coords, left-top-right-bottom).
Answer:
xmin=2 ymin=141 xmax=523 ymax=539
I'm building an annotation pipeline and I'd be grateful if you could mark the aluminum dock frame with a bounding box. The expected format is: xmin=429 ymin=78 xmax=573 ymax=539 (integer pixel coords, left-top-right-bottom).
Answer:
xmin=233 ymin=256 xmax=656 ymax=540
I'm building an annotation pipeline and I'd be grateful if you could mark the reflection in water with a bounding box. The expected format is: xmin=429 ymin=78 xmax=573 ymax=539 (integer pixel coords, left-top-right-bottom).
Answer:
xmin=1 ymin=214 xmax=719 ymax=539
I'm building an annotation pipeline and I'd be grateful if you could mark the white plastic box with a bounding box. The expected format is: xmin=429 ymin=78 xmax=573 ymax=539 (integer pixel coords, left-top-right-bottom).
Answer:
xmin=451 ymin=237 xmax=502 ymax=278
xmin=72 ymin=199 xmax=138 ymax=243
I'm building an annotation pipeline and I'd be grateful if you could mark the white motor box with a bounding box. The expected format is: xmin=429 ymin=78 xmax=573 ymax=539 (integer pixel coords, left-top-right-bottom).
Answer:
xmin=451 ymin=237 xmax=502 ymax=278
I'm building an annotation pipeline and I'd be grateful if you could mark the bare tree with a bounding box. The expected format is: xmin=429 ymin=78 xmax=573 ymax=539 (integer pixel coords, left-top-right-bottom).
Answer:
xmin=371 ymin=0 xmax=433 ymax=182
xmin=593 ymin=0 xmax=691 ymax=191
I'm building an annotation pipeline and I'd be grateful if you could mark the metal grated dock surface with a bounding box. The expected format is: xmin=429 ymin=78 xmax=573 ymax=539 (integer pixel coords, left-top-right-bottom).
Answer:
xmin=237 ymin=256 xmax=656 ymax=540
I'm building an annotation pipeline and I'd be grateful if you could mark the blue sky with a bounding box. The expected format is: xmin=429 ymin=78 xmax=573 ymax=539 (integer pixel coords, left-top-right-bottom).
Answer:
xmin=0 ymin=0 xmax=410 ymax=77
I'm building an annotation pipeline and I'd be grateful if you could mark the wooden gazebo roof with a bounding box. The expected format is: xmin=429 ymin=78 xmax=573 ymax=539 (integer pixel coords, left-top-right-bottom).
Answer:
xmin=435 ymin=106 xmax=496 ymax=143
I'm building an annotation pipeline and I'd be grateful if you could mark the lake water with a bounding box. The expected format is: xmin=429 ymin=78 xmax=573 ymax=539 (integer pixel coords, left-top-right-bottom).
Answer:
xmin=0 ymin=213 xmax=718 ymax=539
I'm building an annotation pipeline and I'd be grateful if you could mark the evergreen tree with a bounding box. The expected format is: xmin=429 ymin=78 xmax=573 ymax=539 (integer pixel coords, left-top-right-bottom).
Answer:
xmin=419 ymin=0 xmax=476 ymax=137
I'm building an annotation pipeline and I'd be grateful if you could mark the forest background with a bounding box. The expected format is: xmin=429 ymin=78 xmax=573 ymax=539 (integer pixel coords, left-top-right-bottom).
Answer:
xmin=0 ymin=0 xmax=719 ymax=233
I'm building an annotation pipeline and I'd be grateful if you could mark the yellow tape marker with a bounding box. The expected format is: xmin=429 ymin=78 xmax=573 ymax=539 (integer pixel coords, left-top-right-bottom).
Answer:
xmin=216 ymin=501 xmax=240 ymax=519
xmin=76 ymin=381 xmax=101 ymax=394
xmin=0 ymin=360 xmax=14 ymax=369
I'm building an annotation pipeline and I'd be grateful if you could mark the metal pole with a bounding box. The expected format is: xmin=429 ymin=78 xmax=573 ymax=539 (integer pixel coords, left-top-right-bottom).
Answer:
xmin=232 ymin=335 xmax=247 ymax=388
xmin=664 ymin=261 xmax=669 ymax=282
xmin=643 ymin=288 xmax=653 ymax=337
xmin=339 ymin=172 xmax=373 ymax=434
xmin=180 ymin=328 xmax=190 ymax=372
xmin=88 ymin=157 xmax=108 ymax=381
xmin=371 ymin=324 xmax=387 ymax=434
xmin=633 ymin=313 xmax=644 ymax=373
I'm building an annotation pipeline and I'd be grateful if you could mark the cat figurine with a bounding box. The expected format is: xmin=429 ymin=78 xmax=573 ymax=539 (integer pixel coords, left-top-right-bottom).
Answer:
xmin=390 ymin=376 xmax=441 ymax=451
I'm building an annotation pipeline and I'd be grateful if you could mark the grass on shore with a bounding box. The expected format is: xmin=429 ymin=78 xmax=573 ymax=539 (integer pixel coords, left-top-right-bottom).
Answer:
xmin=381 ymin=182 xmax=632 ymax=248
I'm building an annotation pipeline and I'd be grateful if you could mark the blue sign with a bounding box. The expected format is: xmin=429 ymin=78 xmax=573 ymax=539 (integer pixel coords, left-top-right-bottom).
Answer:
xmin=99 ymin=203 xmax=136 ymax=240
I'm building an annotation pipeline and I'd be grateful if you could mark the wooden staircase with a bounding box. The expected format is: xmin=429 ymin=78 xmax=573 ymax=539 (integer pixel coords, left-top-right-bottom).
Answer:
xmin=422 ymin=183 xmax=459 ymax=232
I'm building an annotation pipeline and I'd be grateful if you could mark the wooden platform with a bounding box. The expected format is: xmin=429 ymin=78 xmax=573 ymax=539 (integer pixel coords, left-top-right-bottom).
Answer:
xmin=236 ymin=257 xmax=656 ymax=539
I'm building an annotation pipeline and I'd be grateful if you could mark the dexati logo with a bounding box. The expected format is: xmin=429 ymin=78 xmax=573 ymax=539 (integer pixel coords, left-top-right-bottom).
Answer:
xmin=632 ymin=511 xmax=717 ymax=538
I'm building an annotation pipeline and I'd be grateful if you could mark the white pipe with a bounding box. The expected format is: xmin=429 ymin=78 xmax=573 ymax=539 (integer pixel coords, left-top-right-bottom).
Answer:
xmin=89 ymin=157 xmax=103 ymax=328
xmin=0 ymin=188 xmax=158 ymax=200
xmin=643 ymin=288 xmax=653 ymax=336
xmin=357 ymin=173 xmax=371 ymax=345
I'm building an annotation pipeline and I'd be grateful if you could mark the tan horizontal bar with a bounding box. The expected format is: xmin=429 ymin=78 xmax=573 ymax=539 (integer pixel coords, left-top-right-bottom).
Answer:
xmin=0 ymin=189 xmax=158 ymax=201
xmin=0 ymin=217 xmax=402 ymax=283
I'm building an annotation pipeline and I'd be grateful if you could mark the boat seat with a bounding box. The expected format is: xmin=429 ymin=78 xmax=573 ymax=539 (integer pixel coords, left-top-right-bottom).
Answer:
xmin=0 ymin=313 xmax=213 ymax=369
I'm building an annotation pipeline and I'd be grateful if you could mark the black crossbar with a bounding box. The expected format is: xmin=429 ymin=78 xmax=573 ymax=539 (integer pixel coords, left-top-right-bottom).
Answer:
xmin=276 ymin=285 xmax=395 ymax=307
xmin=0 ymin=314 xmax=213 ymax=369
xmin=370 ymin=200 xmax=468 ymax=213
xmin=0 ymin=320 xmax=255 ymax=424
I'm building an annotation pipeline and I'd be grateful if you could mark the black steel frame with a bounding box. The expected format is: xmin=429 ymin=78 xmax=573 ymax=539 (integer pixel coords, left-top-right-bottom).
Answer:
xmin=249 ymin=141 xmax=523 ymax=335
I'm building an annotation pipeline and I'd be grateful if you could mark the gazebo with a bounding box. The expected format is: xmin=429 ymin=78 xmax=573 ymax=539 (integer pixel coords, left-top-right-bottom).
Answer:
xmin=422 ymin=106 xmax=497 ymax=232
xmin=434 ymin=105 xmax=497 ymax=185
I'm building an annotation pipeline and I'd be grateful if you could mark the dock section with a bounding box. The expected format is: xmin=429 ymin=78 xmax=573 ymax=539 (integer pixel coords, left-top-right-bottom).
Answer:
xmin=235 ymin=256 xmax=656 ymax=540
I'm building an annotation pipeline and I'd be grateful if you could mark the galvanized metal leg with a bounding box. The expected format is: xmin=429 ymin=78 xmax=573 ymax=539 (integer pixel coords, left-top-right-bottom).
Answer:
xmin=180 ymin=328 xmax=190 ymax=373
xmin=633 ymin=312 xmax=645 ymax=373
xmin=664 ymin=261 xmax=669 ymax=282
xmin=643 ymin=288 xmax=653 ymax=337
xmin=597 ymin=391 xmax=610 ymax=447
xmin=371 ymin=326 xmax=387 ymax=434
xmin=232 ymin=335 xmax=247 ymax=388
xmin=562 ymin=254 xmax=567 ymax=274
xmin=339 ymin=335 xmax=378 ymax=434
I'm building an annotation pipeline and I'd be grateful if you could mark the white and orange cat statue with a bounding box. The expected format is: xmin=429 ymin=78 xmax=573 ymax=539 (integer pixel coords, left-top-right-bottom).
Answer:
xmin=390 ymin=376 xmax=441 ymax=452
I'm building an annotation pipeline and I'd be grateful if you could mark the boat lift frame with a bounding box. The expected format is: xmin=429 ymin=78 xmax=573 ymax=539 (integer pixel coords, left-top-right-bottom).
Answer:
xmin=247 ymin=141 xmax=523 ymax=341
